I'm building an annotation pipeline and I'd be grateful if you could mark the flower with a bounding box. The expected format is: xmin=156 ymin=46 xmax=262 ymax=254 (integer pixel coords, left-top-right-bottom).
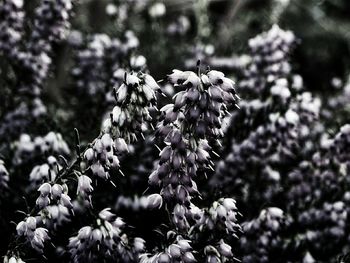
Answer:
xmin=146 ymin=194 xmax=163 ymax=209
xmin=77 ymin=175 xmax=93 ymax=197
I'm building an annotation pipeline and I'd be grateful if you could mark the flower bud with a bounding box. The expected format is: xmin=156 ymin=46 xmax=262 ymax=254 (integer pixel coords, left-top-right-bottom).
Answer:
xmin=36 ymin=195 xmax=50 ymax=209
xmin=144 ymin=74 xmax=159 ymax=90
xmin=101 ymin=134 xmax=113 ymax=150
xmin=35 ymin=227 xmax=50 ymax=242
xmin=168 ymin=69 xmax=186 ymax=84
xmin=208 ymin=86 xmax=223 ymax=102
xmin=110 ymin=155 xmax=120 ymax=169
xmin=222 ymin=198 xmax=237 ymax=211
xmin=91 ymin=228 xmax=102 ymax=243
xmin=113 ymin=217 xmax=125 ymax=228
xmin=285 ymin=109 xmax=299 ymax=125
xmin=26 ymin=217 xmax=37 ymax=230
xmin=60 ymin=194 xmax=73 ymax=208
xmin=207 ymin=70 xmax=225 ymax=84
xmin=51 ymin=184 xmax=64 ymax=199
xmin=177 ymin=239 xmax=192 ymax=252
xmin=164 ymin=110 xmax=178 ymax=124
xmin=176 ymin=185 xmax=189 ymax=203
xmin=115 ymin=138 xmax=128 ymax=153
xmin=158 ymin=253 xmax=171 ymax=263
xmin=195 ymin=121 xmax=206 ymax=138
xmin=168 ymin=244 xmax=181 ymax=258
xmin=157 ymin=163 xmax=170 ymax=179
xmin=38 ymin=183 xmax=51 ymax=196
xmin=39 ymin=164 xmax=50 ymax=179
xmin=174 ymin=204 xmax=186 ymax=219
xmin=183 ymin=73 xmax=200 ymax=88
xmin=220 ymin=77 xmax=235 ymax=92
xmin=171 ymin=130 xmax=182 ymax=147
xmin=186 ymin=152 xmax=196 ymax=167
xmin=159 ymin=146 xmax=172 ymax=164
xmin=174 ymin=91 xmax=186 ymax=110
xmin=172 ymin=154 xmax=182 ymax=170
xmin=78 ymin=226 xmax=92 ymax=241
xmin=99 ymin=208 xmax=115 ymax=221
xmin=201 ymin=74 xmax=210 ymax=86
xmin=133 ymin=237 xmax=146 ymax=252
xmin=186 ymin=88 xmax=200 ymax=102
xmin=112 ymin=106 xmax=122 ymax=123
xmin=142 ymin=84 xmax=155 ymax=101
xmin=91 ymin=163 xmax=107 ymax=179
xmin=93 ymin=139 xmax=103 ymax=153
xmin=188 ymin=107 xmax=201 ymax=120
xmin=147 ymin=194 xmax=163 ymax=209
xmin=148 ymin=171 xmax=160 ymax=186
xmin=126 ymin=73 xmax=139 ymax=86
xmin=183 ymin=252 xmax=196 ymax=263
xmin=84 ymin=148 xmax=95 ymax=162
xmin=217 ymin=205 xmax=227 ymax=219
xmin=219 ymin=240 xmax=233 ymax=257
xmin=77 ymin=175 xmax=93 ymax=195
xmin=116 ymin=84 xmax=128 ymax=102
xmin=16 ymin=221 xmax=27 ymax=236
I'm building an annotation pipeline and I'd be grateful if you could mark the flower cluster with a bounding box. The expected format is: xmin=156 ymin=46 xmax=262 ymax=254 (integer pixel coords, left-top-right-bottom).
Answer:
xmin=16 ymin=217 xmax=50 ymax=253
xmin=211 ymin=25 xmax=321 ymax=210
xmin=322 ymin=75 xmax=350 ymax=128
xmin=144 ymin=67 xmax=241 ymax=262
xmin=213 ymin=98 xmax=320 ymax=210
xmin=14 ymin=180 xmax=74 ymax=253
xmin=0 ymin=0 xmax=73 ymax=161
xmin=151 ymin=68 xmax=238 ymax=221
xmin=141 ymin=198 xmax=241 ymax=262
xmin=35 ymin=182 xmax=72 ymax=210
xmin=14 ymin=132 xmax=70 ymax=165
xmin=3 ymin=256 xmax=26 ymax=263
xmin=0 ymin=0 xmax=73 ymax=96
xmin=0 ymin=99 xmax=47 ymax=146
xmin=115 ymin=195 xmax=149 ymax=211
xmin=43 ymin=204 xmax=71 ymax=228
xmin=103 ymin=72 xmax=160 ymax=141
xmin=83 ymin=134 xmax=126 ymax=180
xmin=68 ymin=208 xmax=145 ymax=262
xmin=32 ymin=0 xmax=73 ymax=47
xmin=76 ymin=175 xmax=93 ymax=200
xmin=71 ymin=31 xmax=142 ymax=97
xmin=0 ymin=0 xmax=24 ymax=58
xmin=139 ymin=235 xmax=195 ymax=263
xmin=29 ymin=156 xmax=60 ymax=183
xmin=297 ymin=201 xmax=348 ymax=256
xmin=18 ymin=0 xmax=73 ymax=95
xmin=240 ymin=24 xmax=296 ymax=94
xmin=210 ymin=25 xmax=350 ymax=262
xmin=240 ymin=207 xmax=291 ymax=263
xmin=194 ymin=198 xmax=240 ymax=234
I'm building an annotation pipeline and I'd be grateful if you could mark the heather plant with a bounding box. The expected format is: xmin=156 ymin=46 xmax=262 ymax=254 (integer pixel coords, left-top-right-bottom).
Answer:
xmin=143 ymin=66 xmax=241 ymax=262
xmin=211 ymin=25 xmax=322 ymax=213
xmin=210 ymin=25 xmax=350 ymax=262
xmin=1 ymin=1 xmax=350 ymax=263
xmin=0 ymin=0 xmax=73 ymax=148
xmin=4 ymin=69 xmax=157 ymax=261
xmin=3 ymin=65 xmax=242 ymax=262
